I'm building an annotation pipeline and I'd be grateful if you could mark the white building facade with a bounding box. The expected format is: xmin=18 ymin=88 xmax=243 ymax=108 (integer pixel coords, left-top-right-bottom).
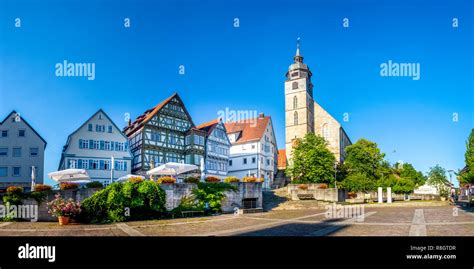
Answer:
xmin=0 ymin=111 xmax=47 ymax=192
xmin=225 ymin=114 xmax=278 ymax=189
xmin=59 ymin=110 xmax=132 ymax=185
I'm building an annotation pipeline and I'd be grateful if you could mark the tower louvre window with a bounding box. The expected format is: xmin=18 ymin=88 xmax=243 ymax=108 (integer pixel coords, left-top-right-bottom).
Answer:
xmin=293 ymin=96 xmax=298 ymax=109
xmin=291 ymin=72 xmax=299 ymax=77
xmin=294 ymin=111 xmax=298 ymax=125
xmin=292 ymin=81 xmax=298 ymax=89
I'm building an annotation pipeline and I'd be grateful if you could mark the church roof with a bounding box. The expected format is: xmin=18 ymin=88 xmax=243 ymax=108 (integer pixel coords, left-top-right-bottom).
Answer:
xmin=224 ymin=115 xmax=271 ymax=145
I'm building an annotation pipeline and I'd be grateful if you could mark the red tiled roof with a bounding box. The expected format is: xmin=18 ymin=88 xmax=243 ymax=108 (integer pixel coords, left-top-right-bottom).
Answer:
xmin=196 ymin=118 xmax=219 ymax=135
xmin=224 ymin=116 xmax=270 ymax=145
xmin=277 ymin=149 xmax=287 ymax=169
xmin=123 ymin=93 xmax=177 ymax=135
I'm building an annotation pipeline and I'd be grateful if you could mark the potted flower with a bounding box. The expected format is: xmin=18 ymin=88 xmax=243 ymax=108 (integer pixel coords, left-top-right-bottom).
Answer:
xmin=242 ymin=176 xmax=257 ymax=183
xmin=47 ymin=194 xmax=82 ymax=225
xmin=158 ymin=176 xmax=176 ymax=184
xmin=224 ymin=176 xmax=240 ymax=183
xmin=205 ymin=176 xmax=220 ymax=183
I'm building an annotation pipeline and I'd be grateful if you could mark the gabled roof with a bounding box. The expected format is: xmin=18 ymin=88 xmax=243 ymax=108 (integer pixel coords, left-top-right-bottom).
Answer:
xmin=61 ymin=109 xmax=127 ymax=148
xmin=224 ymin=116 xmax=271 ymax=145
xmin=123 ymin=93 xmax=195 ymax=136
xmin=59 ymin=109 xmax=128 ymax=170
xmin=0 ymin=110 xmax=47 ymax=147
xmin=196 ymin=118 xmax=219 ymax=135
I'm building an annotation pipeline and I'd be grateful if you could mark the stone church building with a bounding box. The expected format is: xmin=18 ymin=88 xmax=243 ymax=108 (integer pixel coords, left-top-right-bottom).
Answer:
xmin=284 ymin=41 xmax=351 ymax=166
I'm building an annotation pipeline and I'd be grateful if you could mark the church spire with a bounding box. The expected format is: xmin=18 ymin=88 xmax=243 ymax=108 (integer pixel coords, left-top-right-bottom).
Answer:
xmin=294 ymin=37 xmax=303 ymax=63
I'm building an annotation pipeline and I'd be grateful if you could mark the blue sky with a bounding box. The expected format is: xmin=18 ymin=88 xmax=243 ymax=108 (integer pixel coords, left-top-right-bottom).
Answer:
xmin=0 ymin=0 xmax=473 ymax=186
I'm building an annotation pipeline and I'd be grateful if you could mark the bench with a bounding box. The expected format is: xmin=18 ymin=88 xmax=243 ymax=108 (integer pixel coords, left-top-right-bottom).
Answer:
xmin=181 ymin=210 xmax=204 ymax=218
xmin=297 ymin=193 xmax=315 ymax=200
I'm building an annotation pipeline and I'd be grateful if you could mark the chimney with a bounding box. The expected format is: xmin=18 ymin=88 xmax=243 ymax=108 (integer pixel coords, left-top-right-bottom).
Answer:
xmin=128 ymin=118 xmax=132 ymax=126
xmin=258 ymin=113 xmax=265 ymax=118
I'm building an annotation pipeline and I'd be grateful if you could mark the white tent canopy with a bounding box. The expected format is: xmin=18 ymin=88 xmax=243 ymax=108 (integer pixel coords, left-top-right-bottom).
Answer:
xmin=48 ymin=169 xmax=91 ymax=182
xmin=116 ymin=174 xmax=145 ymax=182
xmin=146 ymin=162 xmax=199 ymax=176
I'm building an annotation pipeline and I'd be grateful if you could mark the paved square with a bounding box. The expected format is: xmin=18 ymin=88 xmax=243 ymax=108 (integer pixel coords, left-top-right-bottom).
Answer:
xmin=0 ymin=204 xmax=472 ymax=236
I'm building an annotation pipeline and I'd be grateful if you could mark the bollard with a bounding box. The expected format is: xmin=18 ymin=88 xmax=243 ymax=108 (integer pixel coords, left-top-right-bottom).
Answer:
xmin=387 ymin=187 xmax=392 ymax=203
xmin=378 ymin=187 xmax=383 ymax=203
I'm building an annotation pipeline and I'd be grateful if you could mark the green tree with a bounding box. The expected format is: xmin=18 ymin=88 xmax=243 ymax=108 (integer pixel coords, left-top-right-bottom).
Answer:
xmin=392 ymin=177 xmax=416 ymax=194
xmin=340 ymin=172 xmax=375 ymax=193
xmin=459 ymin=129 xmax=474 ymax=185
xmin=343 ymin=139 xmax=385 ymax=180
xmin=399 ymin=163 xmax=426 ymax=187
xmin=286 ymin=133 xmax=336 ymax=183
xmin=426 ymin=165 xmax=448 ymax=187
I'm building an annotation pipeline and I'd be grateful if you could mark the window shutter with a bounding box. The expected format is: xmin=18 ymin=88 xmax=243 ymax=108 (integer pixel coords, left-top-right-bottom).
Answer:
xmin=79 ymin=139 xmax=83 ymax=149
xmin=89 ymin=140 xmax=93 ymax=149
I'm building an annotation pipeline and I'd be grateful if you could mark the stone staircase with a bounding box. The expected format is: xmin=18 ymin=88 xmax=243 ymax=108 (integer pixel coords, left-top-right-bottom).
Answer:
xmin=271 ymin=170 xmax=289 ymax=189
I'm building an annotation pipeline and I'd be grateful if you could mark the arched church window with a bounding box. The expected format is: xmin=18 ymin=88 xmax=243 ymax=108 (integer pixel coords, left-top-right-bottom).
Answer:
xmin=292 ymin=82 xmax=298 ymax=89
xmin=322 ymin=123 xmax=329 ymax=140
xmin=294 ymin=111 xmax=298 ymax=125
xmin=293 ymin=96 xmax=297 ymax=109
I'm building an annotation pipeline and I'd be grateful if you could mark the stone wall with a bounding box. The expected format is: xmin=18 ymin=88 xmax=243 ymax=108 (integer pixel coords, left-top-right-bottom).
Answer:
xmin=0 ymin=188 xmax=102 ymax=222
xmin=1 ymin=184 xmax=263 ymax=222
xmin=162 ymin=182 xmax=263 ymax=213
xmin=287 ymin=184 xmax=347 ymax=202
xmin=159 ymin=183 xmax=196 ymax=211
xmin=221 ymin=182 xmax=263 ymax=212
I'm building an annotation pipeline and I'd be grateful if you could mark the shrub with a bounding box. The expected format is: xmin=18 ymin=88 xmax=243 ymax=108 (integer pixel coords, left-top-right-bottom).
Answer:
xmin=3 ymin=186 xmax=24 ymax=205
xmin=81 ymin=180 xmax=166 ymax=223
xmin=47 ymin=193 xmax=81 ymax=218
xmin=59 ymin=182 xmax=79 ymax=190
xmin=171 ymin=195 xmax=203 ymax=214
xmin=86 ymin=181 xmax=103 ymax=188
xmin=128 ymin=177 xmax=144 ymax=184
xmin=34 ymin=184 xmax=52 ymax=192
xmin=184 ymin=177 xmax=200 ymax=184
xmin=224 ymin=176 xmax=240 ymax=183
xmin=158 ymin=176 xmax=176 ymax=184
xmin=192 ymin=182 xmax=237 ymax=212
xmin=205 ymin=176 xmax=220 ymax=183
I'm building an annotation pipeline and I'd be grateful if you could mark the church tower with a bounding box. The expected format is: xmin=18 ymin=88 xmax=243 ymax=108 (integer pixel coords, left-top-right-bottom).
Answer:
xmin=284 ymin=38 xmax=315 ymax=164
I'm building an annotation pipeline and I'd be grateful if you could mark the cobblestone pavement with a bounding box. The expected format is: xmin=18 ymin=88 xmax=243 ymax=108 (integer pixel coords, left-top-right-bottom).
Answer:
xmin=0 ymin=205 xmax=472 ymax=236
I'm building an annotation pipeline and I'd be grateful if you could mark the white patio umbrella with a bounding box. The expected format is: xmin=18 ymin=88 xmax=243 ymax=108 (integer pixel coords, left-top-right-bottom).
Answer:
xmin=31 ymin=166 xmax=36 ymax=191
xmin=116 ymin=174 xmax=145 ymax=182
xmin=48 ymin=169 xmax=90 ymax=182
xmin=200 ymin=157 xmax=205 ymax=182
xmin=146 ymin=162 xmax=199 ymax=177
